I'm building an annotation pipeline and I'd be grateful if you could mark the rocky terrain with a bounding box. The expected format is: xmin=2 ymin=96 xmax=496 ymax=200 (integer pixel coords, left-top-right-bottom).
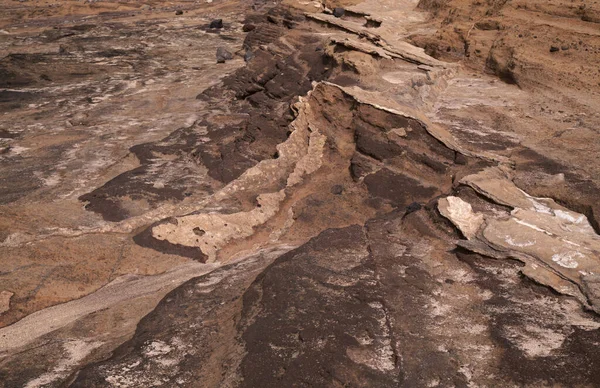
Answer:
xmin=1 ymin=0 xmax=600 ymax=386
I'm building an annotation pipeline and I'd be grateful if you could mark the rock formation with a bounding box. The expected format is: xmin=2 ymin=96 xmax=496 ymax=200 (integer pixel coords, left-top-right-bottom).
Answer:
xmin=1 ymin=0 xmax=600 ymax=386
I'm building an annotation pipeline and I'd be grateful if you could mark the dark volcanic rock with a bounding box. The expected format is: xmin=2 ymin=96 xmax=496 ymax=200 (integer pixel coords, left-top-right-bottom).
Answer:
xmin=209 ymin=19 xmax=224 ymax=29
xmin=333 ymin=7 xmax=345 ymax=18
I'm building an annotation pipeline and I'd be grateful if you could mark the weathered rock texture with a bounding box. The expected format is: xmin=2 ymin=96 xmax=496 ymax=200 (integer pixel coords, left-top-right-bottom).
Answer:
xmin=1 ymin=0 xmax=600 ymax=386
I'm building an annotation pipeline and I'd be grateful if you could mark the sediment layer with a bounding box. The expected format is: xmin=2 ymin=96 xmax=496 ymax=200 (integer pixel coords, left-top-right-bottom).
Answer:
xmin=1 ymin=0 xmax=600 ymax=386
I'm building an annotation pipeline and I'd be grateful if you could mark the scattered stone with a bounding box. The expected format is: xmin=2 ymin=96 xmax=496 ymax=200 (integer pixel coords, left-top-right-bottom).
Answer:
xmin=437 ymin=196 xmax=484 ymax=240
xmin=331 ymin=184 xmax=343 ymax=195
xmin=242 ymin=23 xmax=256 ymax=32
xmin=550 ymin=46 xmax=560 ymax=52
xmin=209 ymin=19 xmax=223 ymax=29
xmin=333 ymin=7 xmax=345 ymax=18
xmin=216 ymin=47 xmax=233 ymax=63
xmin=244 ymin=50 xmax=254 ymax=62
xmin=561 ymin=45 xmax=569 ymax=51
xmin=175 ymin=10 xmax=183 ymax=15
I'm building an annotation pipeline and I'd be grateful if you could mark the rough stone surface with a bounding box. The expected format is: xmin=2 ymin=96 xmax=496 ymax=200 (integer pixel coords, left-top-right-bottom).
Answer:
xmin=216 ymin=47 xmax=233 ymax=63
xmin=1 ymin=0 xmax=600 ymax=386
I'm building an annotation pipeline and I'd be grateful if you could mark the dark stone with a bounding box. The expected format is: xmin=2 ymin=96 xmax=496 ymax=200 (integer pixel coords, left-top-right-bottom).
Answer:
xmin=561 ymin=45 xmax=570 ymax=51
xmin=216 ymin=47 xmax=233 ymax=63
xmin=331 ymin=184 xmax=343 ymax=195
xmin=209 ymin=19 xmax=223 ymax=29
xmin=175 ymin=10 xmax=183 ymax=15
xmin=454 ymin=152 xmax=468 ymax=165
xmin=333 ymin=7 xmax=345 ymax=17
xmin=405 ymin=202 xmax=422 ymax=214
xmin=363 ymin=168 xmax=438 ymax=208
xmin=244 ymin=50 xmax=254 ymax=62
xmin=550 ymin=46 xmax=559 ymax=52
xmin=242 ymin=23 xmax=256 ymax=32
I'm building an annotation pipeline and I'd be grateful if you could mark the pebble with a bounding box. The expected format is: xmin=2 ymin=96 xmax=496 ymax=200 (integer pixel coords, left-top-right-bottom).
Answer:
xmin=243 ymin=24 xmax=256 ymax=32
xmin=333 ymin=7 xmax=345 ymax=18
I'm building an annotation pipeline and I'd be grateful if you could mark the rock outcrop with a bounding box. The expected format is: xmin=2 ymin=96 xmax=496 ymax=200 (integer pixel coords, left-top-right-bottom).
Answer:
xmin=1 ymin=0 xmax=600 ymax=386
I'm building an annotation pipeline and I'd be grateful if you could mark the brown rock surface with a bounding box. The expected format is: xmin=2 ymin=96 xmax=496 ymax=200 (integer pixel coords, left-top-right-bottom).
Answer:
xmin=1 ymin=0 xmax=600 ymax=386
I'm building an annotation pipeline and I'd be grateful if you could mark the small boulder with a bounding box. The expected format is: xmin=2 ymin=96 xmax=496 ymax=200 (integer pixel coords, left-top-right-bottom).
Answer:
xmin=175 ymin=10 xmax=183 ymax=15
xmin=210 ymin=19 xmax=223 ymax=29
xmin=333 ymin=7 xmax=345 ymax=18
xmin=244 ymin=50 xmax=254 ymax=62
xmin=243 ymin=23 xmax=256 ymax=32
xmin=216 ymin=47 xmax=233 ymax=63
xmin=549 ymin=46 xmax=559 ymax=52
